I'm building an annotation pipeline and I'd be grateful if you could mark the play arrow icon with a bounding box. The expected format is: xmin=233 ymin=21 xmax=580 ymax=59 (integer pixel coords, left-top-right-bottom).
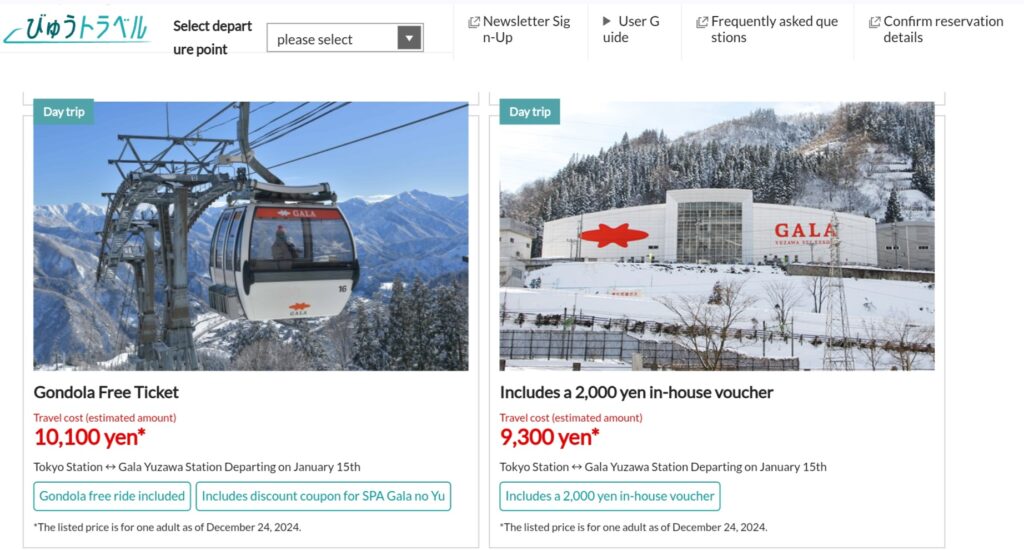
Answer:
xmin=603 ymin=16 xmax=610 ymax=26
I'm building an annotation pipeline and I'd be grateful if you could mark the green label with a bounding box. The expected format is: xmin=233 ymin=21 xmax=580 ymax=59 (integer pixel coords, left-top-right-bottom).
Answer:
xmin=500 ymin=98 xmax=560 ymax=125
xmin=33 ymin=99 xmax=94 ymax=125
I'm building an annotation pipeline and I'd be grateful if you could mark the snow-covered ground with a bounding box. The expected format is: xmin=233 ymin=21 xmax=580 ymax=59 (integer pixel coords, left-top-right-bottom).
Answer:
xmin=37 ymin=350 xmax=133 ymax=371
xmin=502 ymin=262 xmax=935 ymax=370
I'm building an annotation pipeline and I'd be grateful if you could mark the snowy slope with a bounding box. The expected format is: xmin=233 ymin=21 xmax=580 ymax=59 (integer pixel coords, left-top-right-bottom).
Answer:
xmin=502 ymin=262 xmax=934 ymax=370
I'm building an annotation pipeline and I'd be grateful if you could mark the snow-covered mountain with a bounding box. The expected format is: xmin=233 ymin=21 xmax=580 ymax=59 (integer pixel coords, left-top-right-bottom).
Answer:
xmin=502 ymin=103 xmax=935 ymax=247
xmin=681 ymin=108 xmax=831 ymax=149
xmin=34 ymin=203 xmax=223 ymax=364
xmin=339 ymin=190 xmax=468 ymax=293
xmin=32 ymin=189 xmax=467 ymax=364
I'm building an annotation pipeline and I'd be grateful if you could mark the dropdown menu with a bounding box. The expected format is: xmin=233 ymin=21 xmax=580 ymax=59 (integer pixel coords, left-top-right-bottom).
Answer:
xmin=267 ymin=23 xmax=424 ymax=52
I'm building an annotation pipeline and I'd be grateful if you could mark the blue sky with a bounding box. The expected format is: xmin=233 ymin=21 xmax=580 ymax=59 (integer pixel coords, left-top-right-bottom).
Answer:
xmin=501 ymin=101 xmax=838 ymax=191
xmin=34 ymin=101 xmax=468 ymax=205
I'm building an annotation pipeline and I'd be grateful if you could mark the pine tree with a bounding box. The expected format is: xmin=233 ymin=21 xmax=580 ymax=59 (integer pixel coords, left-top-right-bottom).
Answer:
xmin=884 ymin=188 xmax=904 ymax=223
xmin=351 ymin=300 xmax=381 ymax=370
xmin=433 ymin=282 xmax=468 ymax=370
xmin=368 ymin=294 xmax=390 ymax=369
xmin=230 ymin=322 xmax=280 ymax=360
xmin=406 ymin=277 xmax=436 ymax=370
xmin=386 ymin=277 xmax=410 ymax=369
xmin=293 ymin=324 xmax=329 ymax=369
xmin=910 ymin=146 xmax=935 ymax=200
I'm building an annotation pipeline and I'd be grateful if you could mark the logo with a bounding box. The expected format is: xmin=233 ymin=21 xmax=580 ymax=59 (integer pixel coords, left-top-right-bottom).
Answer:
xmin=256 ymin=207 xmax=341 ymax=220
xmin=289 ymin=209 xmax=318 ymax=218
xmin=773 ymin=222 xmax=836 ymax=246
xmin=289 ymin=302 xmax=311 ymax=311
xmin=4 ymin=14 xmax=149 ymax=44
xmin=774 ymin=223 xmax=835 ymax=239
xmin=580 ymin=223 xmax=650 ymax=248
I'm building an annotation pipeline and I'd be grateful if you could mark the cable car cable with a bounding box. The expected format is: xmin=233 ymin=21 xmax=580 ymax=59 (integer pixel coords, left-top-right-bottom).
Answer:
xmin=221 ymin=102 xmax=336 ymax=158
xmin=249 ymin=102 xmax=335 ymax=146
xmin=250 ymin=102 xmax=309 ymax=135
xmin=267 ymin=103 xmax=469 ymax=170
xmin=201 ymin=102 xmax=276 ymax=133
xmin=182 ymin=102 xmax=236 ymax=139
xmin=251 ymin=102 xmax=351 ymax=150
xmin=249 ymin=102 xmax=341 ymax=147
xmin=217 ymin=102 xmax=350 ymax=169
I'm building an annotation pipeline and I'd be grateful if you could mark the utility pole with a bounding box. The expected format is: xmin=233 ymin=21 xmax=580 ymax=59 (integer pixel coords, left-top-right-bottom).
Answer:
xmin=891 ymin=221 xmax=899 ymax=268
xmin=904 ymin=224 xmax=912 ymax=269
xmin=790 ymin=314 xmax=795 ymax=357
xmin=823 ymin=212 xmax=854 ymax=370
xmin=576 ymin=214 xmax=584 ymax=260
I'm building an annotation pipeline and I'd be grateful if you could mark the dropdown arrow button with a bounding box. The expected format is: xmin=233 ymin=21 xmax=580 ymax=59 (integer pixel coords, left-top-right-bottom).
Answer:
xmin=397 ymin=25 xmax=422 ymax=50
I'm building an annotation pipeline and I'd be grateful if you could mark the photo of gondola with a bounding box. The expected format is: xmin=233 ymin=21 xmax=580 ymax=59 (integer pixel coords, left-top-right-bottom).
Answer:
xmin=34 ymin=101 xmax=469 ymax=371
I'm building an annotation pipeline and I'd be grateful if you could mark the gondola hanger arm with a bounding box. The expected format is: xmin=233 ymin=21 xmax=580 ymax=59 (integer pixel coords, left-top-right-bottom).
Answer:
xmin=236 ymin=101 xmax=284 ymax=186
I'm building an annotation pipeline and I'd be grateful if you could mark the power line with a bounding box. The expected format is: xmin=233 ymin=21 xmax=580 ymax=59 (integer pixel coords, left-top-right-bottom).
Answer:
xmin=268 ymin=103 xmax=469 ymax=170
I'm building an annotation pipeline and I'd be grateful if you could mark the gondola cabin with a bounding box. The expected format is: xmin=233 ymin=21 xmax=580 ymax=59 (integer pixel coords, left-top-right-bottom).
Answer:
xmin=208 ymin=198 xmax=358 ymax=321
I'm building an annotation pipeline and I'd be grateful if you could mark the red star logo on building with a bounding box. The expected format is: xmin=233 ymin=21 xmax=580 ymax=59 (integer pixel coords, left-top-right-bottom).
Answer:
xmin=580 ymin=223 xmax=649 ymax=248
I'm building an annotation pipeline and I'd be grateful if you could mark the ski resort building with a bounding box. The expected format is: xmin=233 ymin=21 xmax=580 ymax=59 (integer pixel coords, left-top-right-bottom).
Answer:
xmin=500 ymin=218 xmax=536 ymax=287
xmin=540 ymin=189 xmax=879 ymax=265
xmin=876 ymin=220 xmax=935 ymax=270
